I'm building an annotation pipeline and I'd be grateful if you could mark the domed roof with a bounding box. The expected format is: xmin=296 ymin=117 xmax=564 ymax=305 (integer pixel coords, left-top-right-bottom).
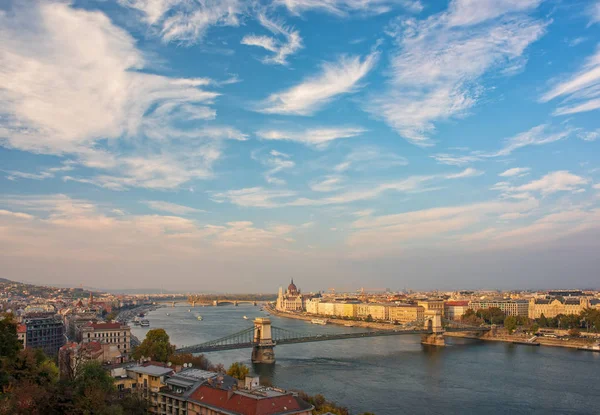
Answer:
xmin=287 ymin=278 xmax=298 ymax=293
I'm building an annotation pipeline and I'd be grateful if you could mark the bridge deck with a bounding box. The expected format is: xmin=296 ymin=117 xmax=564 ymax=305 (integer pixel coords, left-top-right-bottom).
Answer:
xmin=176 ymin=326 xmax=489 ymax=354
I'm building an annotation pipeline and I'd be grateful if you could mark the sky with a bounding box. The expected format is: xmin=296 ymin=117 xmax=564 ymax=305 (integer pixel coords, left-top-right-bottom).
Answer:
xmin=1 ymin=0 xmax=599 ymax=292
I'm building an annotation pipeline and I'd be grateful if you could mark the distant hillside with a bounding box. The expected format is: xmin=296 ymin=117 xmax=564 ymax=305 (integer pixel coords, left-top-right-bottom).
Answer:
xmin=0 ymin=278 xmax=15 ymax=284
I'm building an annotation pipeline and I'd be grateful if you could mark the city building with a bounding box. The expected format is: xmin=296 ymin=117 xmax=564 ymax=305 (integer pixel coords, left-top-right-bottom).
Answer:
xmin=356 ymin=303 xmax=388 ymax=320
xmin=23 ymin=315 xmax=65 ymax=356
xmin=187 ymin=379 xmax=314 ymax=415
xmin=81 ymin=321 xmax=131 ymax=354
xmin=276 ymin=279 xmax=305 ymax=312
xmin=16 ymin=323 xmax=26 ymax=347
xmin=528 ymin=297 xmax=595 ymax=319
xmin=469 ymin=299 xmax=529 ymax=317
xmin=444 ymin=301 xmax=470 ymax=321
xmin=127 ymin=364 xmax=175 ymax=409
xmin=388 ymin=304 xmax=424 ymax=324
xmin=157 ymin=369 xmax=236 ymax=415
xmin=417 ymin=300 xmax=445 ymax=317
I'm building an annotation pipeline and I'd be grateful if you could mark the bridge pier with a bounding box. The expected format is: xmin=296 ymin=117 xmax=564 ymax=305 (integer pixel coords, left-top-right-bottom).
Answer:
xmin=421 ymin=333 xmax=445 ymax=346
xmin=421 ymin=310 xmax=445 ymax=347
xmin=252 ymin=317 xmax=276 ymax=364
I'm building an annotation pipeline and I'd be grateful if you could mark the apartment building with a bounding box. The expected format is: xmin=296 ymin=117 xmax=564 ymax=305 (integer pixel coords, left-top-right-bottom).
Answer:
xmin=23 ymin=315 xmax=65 ymax=356
xmin=469 ymin=299 xmax=529 ymax=317
xmin=81 ymin=321 xmax=131 ymax=354
xmin=444 ymin=301 xmax=470 ymax=321
xmin=388 ymin=304 xmax=424 ymax=324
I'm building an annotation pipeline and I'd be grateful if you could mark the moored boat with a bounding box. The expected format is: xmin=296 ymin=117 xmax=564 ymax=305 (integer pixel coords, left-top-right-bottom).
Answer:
xmin=311 ymin=318 xmax=328 ymax=325
xmin=140 ymin=319 xmax=150 ymax=327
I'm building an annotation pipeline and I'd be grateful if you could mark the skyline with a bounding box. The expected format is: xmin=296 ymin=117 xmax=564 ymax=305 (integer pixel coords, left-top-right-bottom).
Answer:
xmin=1 ymin=0 xmax=600 ymax=291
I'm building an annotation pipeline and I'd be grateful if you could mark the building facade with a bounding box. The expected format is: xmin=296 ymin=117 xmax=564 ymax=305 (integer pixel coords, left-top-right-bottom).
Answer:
xmin=528 ymin=297 xmax=594 ymax=319
xmin=276 ymin=279 xmax=304 ymax=312
xmin=444 ymin=301 xmax=470 ymax=321
xmin=23 ymin=315 xmax=65 ymax=356
xmin=469 ymin=300 xmax=529 ymax=317
xmin=388 ymin=304 xmax=424 ymax=324
xmin=81 ymin=321 xmax=131 ymax=355
xmin=417 ymin=300 xmax=445 ymax=317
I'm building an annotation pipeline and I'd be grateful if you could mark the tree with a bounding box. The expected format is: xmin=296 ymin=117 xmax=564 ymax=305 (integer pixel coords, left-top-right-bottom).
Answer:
xmin=365 ymin=314 xmax=373 ymax=322
xmin=131 ymin=329 xmax=175 ymax=363
xmin=568 ymin=328 xmax=581 ymax=337
xmin=73 ymin=360 xmax=119 ymax=414
xmin=0 ymin=314 xmax=22 ymax=359
xmin=226 ymin=362 xmax=249 ymax=380
xmin=538 ymin=313 xmax=548 ymax=328
xmin=504 ymin=316 xmax=517 ymax=334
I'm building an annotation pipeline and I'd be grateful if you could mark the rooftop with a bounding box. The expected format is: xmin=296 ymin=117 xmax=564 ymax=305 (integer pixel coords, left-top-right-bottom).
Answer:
xmin=189 ymin=384 xmax=313 ymax=415
xmin=128 ymin=365 xmax=174 ymax=377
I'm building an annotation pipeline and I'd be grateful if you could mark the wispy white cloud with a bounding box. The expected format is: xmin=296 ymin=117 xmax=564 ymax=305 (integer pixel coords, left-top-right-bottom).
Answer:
xmin=257 ymin=52 xmax=378 ymax=115
xmin=368 ymin=0 xmax=546 ymax=145
xmin=346 ymin=198 xmax=539 ymax=257
xmin=252 ymin=150 xmax=296 ymax=185
xmin=310 ymin=176 xmax=344 ymax=192
xmin=275 ymin=0 xmax=423 ymax=16
xmin=447 ymin=0 xmax=542 ymax=27
xmin=445 ymin=168 xmax=483 ymax=179
xmin=143 ymin=201 xmax=205 ymax=215
xmin=333 ymin=147 xmax=408 ymax=172
xmin=256 ymin=127 xmax=365 ymax=149
xmin=118 ymin=0 xmax=243 ymax=44
xmin=588 ymin=1 xmax=600 ymax=26
xmin=0 ymin=1 xmax=242 ymax=190
xmin=499 ymin=167 xmax=530 ymax=177
xmin=241 ymin=13 xmax=302 ymax=65
xmin=433 ymin=125 xmax=571 ymax=165
xmin=516 ymin=171 xmax=589 ymax=195
xmin=211 ymin=187 xmax=297 ymax=208
xmin=541 ymin=46 xmax=600 ymax=115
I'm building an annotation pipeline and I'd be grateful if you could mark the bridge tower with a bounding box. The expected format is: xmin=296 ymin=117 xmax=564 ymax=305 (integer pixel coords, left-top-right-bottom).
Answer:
xmin=251 ymin=317 xmax=276 ymax=364
xmin=213 ymin=300 xmax=219 ymax=306
xmin=421 ymin=310 xmax=445 ymax=346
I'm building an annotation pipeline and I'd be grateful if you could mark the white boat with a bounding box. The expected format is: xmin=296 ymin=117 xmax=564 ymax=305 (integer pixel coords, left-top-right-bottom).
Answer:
xmin=197 ymin=316 xmax=203 ymax=321
xmin=140 ymin=319 xmax=150 ymax=327
xmin=188 ymin=309 xmax=191 ymax=312
xmin=166 ymin=313 xmax=170 ymax=316
xmin=344 ymin=323 xmax=354 ymax=327
xmin=311 ymin=318 xmax=328 ymax=325
xmin=243 ymin=316 xmax=248 ymax=320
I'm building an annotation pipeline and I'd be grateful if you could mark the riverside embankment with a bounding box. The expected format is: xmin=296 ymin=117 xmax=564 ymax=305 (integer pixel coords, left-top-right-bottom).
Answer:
xmin=268 ymin=305 xmax=597 ymax=350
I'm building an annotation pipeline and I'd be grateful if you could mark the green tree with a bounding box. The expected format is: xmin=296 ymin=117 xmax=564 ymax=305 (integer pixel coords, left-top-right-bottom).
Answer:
xmin=131 ymin=329 xmax=175 ymax=363
xmin=226 ymin=362 xmax=249 ymax=380
xmin=0 ymin=314 xmax=22 ymax=359
xmin=504 ymin=316 xmax=517 ymax=334
xmin=538 ymin=313 xmax=548 ymax=328
xmin=365 ymin=314 xmax=373 ymax=322
xmin=73 ymin=360 xmax=120 ymax=415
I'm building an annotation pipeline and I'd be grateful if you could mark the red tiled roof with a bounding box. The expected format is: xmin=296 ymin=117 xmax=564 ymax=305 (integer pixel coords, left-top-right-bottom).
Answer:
xmin=445 ymin=301 xmax=469 ymax=306
xmin=17 ymin=324 xmax=26 ymax=333
xmin=189 ymin=385 xmax=307 ymax=415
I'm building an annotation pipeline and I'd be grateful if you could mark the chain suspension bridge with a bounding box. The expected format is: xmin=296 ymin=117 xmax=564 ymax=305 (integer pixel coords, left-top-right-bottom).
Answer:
xmin=176 ymin=312 xmax=489 ymax=363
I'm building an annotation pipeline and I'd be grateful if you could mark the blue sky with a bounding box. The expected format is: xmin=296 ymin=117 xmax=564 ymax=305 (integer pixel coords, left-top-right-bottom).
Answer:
xmin=1 ymin=0 xmax=599 ymax=292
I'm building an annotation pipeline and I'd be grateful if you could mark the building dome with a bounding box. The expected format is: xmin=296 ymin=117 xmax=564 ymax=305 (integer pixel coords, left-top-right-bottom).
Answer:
xmin=287 ymin=279 xmax=298 ymax=294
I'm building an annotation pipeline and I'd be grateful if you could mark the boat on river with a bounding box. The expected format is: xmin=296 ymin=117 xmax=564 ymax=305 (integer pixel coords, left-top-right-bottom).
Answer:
xmin=140 ymin=319 xmax=150 ymax=327
xmin=311 ymin=318 xmax=328 ymax=325
xmin=197 ymin=315 xmax=203 ymax=321
xmin=243 ymin=316 xmax=248 ymax=320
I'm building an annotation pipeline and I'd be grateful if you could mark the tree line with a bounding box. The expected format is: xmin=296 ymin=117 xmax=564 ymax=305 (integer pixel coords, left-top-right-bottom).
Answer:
xmin=461 ymin=307 xmax=600 ymax=335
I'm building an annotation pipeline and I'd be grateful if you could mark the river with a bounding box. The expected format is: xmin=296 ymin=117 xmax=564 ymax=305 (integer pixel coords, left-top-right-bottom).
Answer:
xmin=130 ymin=303 xmax=600 ymax=415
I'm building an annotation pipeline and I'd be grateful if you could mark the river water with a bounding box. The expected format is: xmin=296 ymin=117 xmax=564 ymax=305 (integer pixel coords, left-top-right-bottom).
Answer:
xmin=131 ymin=303 xmax=600 ymax=415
